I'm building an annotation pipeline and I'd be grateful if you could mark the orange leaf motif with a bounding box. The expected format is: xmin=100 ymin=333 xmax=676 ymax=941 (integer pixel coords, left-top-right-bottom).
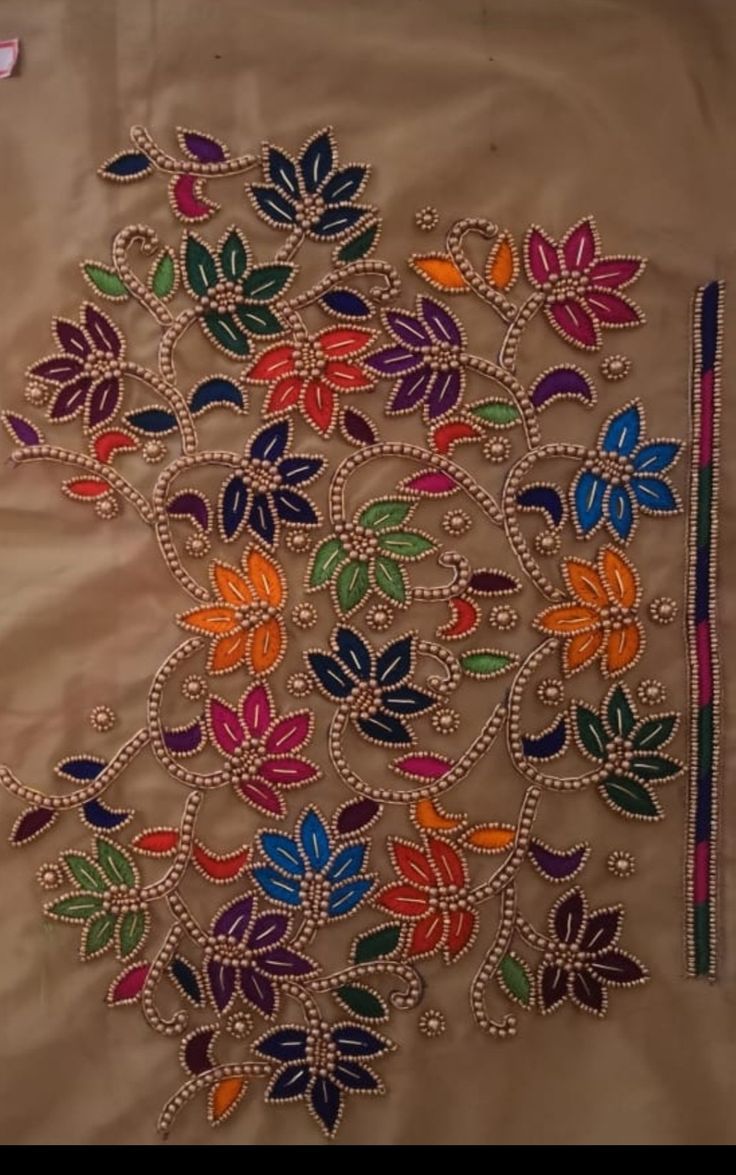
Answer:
xmin=409 ymin=254 xmax=468 ymax=292
xmin=463 ymin=824 xmax=516 ymax=853
xmin=485 ymin=233 xmax=518 ymax=290
xmin=208 ymin=1076 xmax=247 ymax=1125
xmin=413 ymin=798 xmax=465 ymax=832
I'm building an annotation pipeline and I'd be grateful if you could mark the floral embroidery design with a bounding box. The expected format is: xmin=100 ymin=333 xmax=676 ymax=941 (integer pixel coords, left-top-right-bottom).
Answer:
xmin=1 ymin=123 xmax=694 ymax=1140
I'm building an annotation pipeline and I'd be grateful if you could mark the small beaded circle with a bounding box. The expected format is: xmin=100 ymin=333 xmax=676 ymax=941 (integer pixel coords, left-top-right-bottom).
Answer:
xmin=536 ymin=677 xmax=565 ymax=706
xmin=600 ymin=354 xmax=631 ymax=382
xmin=285 ymin=528 xmax=312 ymax=554
xmin=291 ymin=601 xmax=317 ymax=630
xmin=607 ymin=850 xmax=636 ymax=879
xmin=431 ymin=708 xmax=460 ymax=736
xmin=442 ymin=509 xmax=472 ymax=537
xmin=141 ymin=439 xmax=168 ymax=464
xmin=365 ymin=604 xmax=394 ymax=632
xmin=483 ymin=436 xmax=512 ymax=464
xmin=415 ymin=206 xmax=439 ymax=232
xmin=181 ymin=674 xmax=207 ymax=701
xmin=534 ymin=529 xmax=561 ymax=556
xmin=25 ymin=381 xmax=49 ymax=407
xmin=184 ymin=533 xmax=210 ymax=559
xmin=487 ymin=604 xmax=518 ymax=631
xmin=636 ymin=679 xmax=666 ymax=706
xmin=36 ymin=863 xmax=63 ymax=890
xmin=287 ymin=672 xmax=312 ymax=698
xmin=226 ymin=1010 xmax=253 ymax=1040
xmin=418 ymin=1009 xmax=446 ymax=1038
xmin=94 ymin=496 xmax=119 ymax=521
xmin=649 ymin=596 xmax=678 ymax=625
xmin=89 ymin=704 xmax=117 ymax=732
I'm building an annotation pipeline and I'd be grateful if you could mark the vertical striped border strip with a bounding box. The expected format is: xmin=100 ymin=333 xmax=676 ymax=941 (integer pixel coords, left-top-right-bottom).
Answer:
xmin=686 ymin=280 xmax=724 ymax=978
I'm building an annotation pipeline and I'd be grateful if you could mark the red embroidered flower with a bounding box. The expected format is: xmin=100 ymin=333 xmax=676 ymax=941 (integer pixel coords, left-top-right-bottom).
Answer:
xmin=29 ymin=304 xmax=126 ymax=430
xmin=524 ymin=217 xmax=645 ymax=351
xmin=375 ymin=836 xmax=477 ymax=962
xmin=246 ymin=327 xmax=375 ymax=437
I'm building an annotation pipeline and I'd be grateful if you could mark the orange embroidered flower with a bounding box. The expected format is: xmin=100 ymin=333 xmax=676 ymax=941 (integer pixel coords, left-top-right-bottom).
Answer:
xmin=178 ymin=548 xmax=286 ymax=675
xmin=534 ymin=546 xmax=644 ymax=678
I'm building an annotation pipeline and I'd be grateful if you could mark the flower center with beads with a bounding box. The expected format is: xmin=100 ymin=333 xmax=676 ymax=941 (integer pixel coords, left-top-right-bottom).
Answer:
xmin=544 ymin=940 xmax=588 ymax=972
xmin=425 ymin=341 xmax=462 ymax=372
xmin=236 ymin=602 xmax=278 ymax=630
xmin=293 ymin=339 xmax=326 ymax=380
xmin=83 ymin=349 xmax=123 ymax=381
xmin=102 ymin=885 xmax=143 ymax=914
xmin=585 ymin=448 xmax=634 ymax=485
xmin=603 ymin=734 xmax=634 ymax=775
xmin=427 ymin=882 xmax=470 ymax=915
xmin=295 ymin=193 xmax=326 ymax=228
xmin=335 ymin=521 xmax=378 ymax=561
xmin=229 ymin=737 xmax=264 ymax=776
xmin=349 ymin=681 xmax=383 ymax=718
xmin=598 ymin=603 xmax=633 ymax=634
xmin=201 ymin=279 xmax=241 ymax=315
xmin=305 ymin=1024 xmax=338 ymax=1077
xmin=241 ymin=457 xmax=282 ymax=494
xmin=543 ymin=270 xmax=590 ymax=302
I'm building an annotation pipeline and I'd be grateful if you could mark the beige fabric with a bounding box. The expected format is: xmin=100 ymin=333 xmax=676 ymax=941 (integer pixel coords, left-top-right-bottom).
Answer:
xmin=1 ymin=0 xmax=735 ymax=1146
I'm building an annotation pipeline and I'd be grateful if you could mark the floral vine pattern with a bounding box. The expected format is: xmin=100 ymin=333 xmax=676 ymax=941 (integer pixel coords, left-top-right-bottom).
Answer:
xmin=2 ymin=124 xmax=689 ymax=1139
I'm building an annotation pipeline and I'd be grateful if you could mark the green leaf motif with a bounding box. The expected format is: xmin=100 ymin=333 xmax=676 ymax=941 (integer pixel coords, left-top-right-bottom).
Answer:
xmin=629 ymin=754 xmax=683 ymax=781
xmin=359 ymin=499 xmax=412 ymax=531
xmin=601 ymin=776 xmax=661 ymax=819
xmin=460 ymin=650 xmax=515 ymax=678
xmin=310 ymin=537 xmax=348 ymax=587
xmin=49 ymin=894 xmax=103 ymax=921
xmin=242 ymin=264 xmax=293 ymax=301
xmin=334 ymin=984 xmax=387 ymax=1020
xmin=373 ymin=555 xmax=407 ymax=603
xmin=185 ymin=235 xmax=218 ymax=296
xmin=378 ymin=531 xmax=435 ymax=560
xmin=63 ymin=853 xmax=107 ymax=893
xmin=575 ymin=705 xmax=608 ymax=760
xmin=150 ymin=250 xmax=176 ymax=299
xmin=219 ymin=228 xmax=249 ymax=281
xmin=96 ymin=839 xmax=137 ymax=887
xmin=83 ymin=263 xmax=128 ymax=300
xmin=632 ymin=714 xmax=678 ymax=751
xmin=337 ymin=559 xmax=369 ymax=612
xmin=83 ymin=912 xmax=117 ymax=958
xmin=236 ymin=304 xmax=283 ymax=336
xmin=606 ymin=685 xmax=635 ymax=737
xmin=118 ymin=909 xmax=147 ymax=960
xmin=470 ymin=400 xmax=520 ymax=427
xmin=202 ymin=311 xmax=250 ymax=357
xmin=338 ymin=221 xmax=379 ymax=264
xmin=498 ymin=954 xmax=532 ymax=1006
xmin=352 ymin=923 xmax=402 ymax=964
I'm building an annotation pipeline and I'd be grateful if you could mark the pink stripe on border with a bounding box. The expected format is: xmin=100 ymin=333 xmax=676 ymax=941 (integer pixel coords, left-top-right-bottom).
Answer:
xmin=699 ymin=370 xmax=714 ymax=467
xmin=696 ymin=620 xmax=713 ymax=706
xmin=694 ymin=840 xmax=710 ymax=904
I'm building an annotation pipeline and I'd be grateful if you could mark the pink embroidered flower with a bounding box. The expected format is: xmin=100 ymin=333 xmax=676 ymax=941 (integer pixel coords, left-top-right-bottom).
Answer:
xmin=29 ymin=304 xmax=126 ymax=429
xmin=524 ymin=217 xmax=645 ymax=351
xmin=206 ymin=682 xmax=320 ymax=817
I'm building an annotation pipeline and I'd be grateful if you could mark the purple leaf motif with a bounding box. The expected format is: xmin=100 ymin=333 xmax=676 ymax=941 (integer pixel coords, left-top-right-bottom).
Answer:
xmin=341 ymin=407 xmax=378 ymax=446
xmin=163 ymin=722 xmax=204 ymax=755
xmin=166 ymin=491 xmax=211 ymax=532
xmin=529 ymin=840 xmax=590 ymax=882
xmin=3 ymin=414 xmax=42 ymax=446
xmin=181 ymin=131 xmax=227 ymax=164
xmin=336 ymin=799 xmax=380 ymax=835
xmin=530 ymin=367 xmax=595 ymax=411
xmin=12 ymin=807 xmax=57 ymax=845
xmin=468 ymin=570 xmax=521 ymax=596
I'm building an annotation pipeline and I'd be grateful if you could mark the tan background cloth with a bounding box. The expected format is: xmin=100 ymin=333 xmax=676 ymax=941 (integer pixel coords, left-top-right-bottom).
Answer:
xmin=1 ymin=0 xmax=735 ymax=1145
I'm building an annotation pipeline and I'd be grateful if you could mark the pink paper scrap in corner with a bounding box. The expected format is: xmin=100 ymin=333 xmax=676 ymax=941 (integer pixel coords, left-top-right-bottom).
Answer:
xmin=0 ymin=39 xmax=19 ymax=79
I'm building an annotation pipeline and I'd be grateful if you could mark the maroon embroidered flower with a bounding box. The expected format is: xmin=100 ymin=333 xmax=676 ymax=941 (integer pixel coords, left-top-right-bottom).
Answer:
xmin=29 ymin=304 xmax=126 ymax=430
xmin=203 ymin=894 xmax=315 ymax=1017
xmin=538 ymin=887 xmax=648 ymax=1016
xmin=206 ymin=682 xmax=320 ymax=818
xmin=524 ymin=218 xmax=645 ymax=351
xmin=364 ymin=296 xmax=467 ymax=422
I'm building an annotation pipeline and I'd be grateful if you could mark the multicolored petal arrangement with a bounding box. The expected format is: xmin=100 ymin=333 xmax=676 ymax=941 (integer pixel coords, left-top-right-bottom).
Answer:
xmin=2 ymin=123 xmax=711 ymax=1139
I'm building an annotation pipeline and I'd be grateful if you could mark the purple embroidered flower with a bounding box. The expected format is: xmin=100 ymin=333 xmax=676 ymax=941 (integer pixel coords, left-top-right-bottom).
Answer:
xmin=538 ymin=887 xmax=648 ymax=1017
xmin=203 ymin=894 xmax=315 ymax=1018
xmin=255 ymin=1021 xmax=392 ymax=1136
xmin=524 ymin=217 xmax=645 ymax=351
xmin=29 ymin=304 xmax=126 ymax=430
xmin=365 ymin=296 xmax=467 ymax=422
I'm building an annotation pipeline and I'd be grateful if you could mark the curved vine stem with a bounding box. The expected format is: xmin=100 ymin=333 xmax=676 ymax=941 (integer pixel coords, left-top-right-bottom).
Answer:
xmin=10 ymin=446 xmax=153 ymax=525
xmin=498 ymin=293 xmax=544 ymax=372
xmin=130 ymin=125 xmax=258 ymax=177
xmin=141 ymin=922 xmax=189 ymax=1036
xmin=516 ymin=912 xmax=551 ymax=952
xmin=1 ymin=728 xmax=150 ymax=812
xmin=411 ymin=550 xmax=471 ymax=603
xmin=275 ymin=228 xmax=306 ymax=264
xmin=157 ymin=1062 xmax=273 ymax=1137
xmin=464 ymin=354 xmax=541 ymax=448
xmin=159 ymin=309 xmax=198 ymax=385
xmin=148 ymin=639 xmax=231 ymax=789
xmin=416 ymin=638 xmax=462 ymax=694
xmin=446 ymin=218 xmax=517 ymax=323
xmin=166 ymin=892 xmax=209 ymax=947
xmin=141 ymin=793 xmax=202 ymax=900
xmin=470 ymin=883 xmax=518 ymax=1037
xmin=112 ymin=226 xmax=173 ymax=327
xmin=469 ymin=785 xmax=541 ymax=904
xmin=288 ymin=258 xmax=400 ymax=311
xmin=308 ymin=960 xmax=423 ymax=1011
xmin=121 ymin=361 xmax=197 ymax=455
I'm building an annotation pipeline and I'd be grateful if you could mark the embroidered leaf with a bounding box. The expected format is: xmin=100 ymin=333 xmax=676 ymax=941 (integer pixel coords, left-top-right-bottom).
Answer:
xmin=601 ymin=776 xmax=662 ymax=819
xmin=106 ymin=961 xmax=150 ymax=1005
xmin=321 ymin=289 xmax=372 ymax=318
xmin=498 ymin=954 xmax=532 ymax=1006
xmin=521 ymin=717 xmax=567 ymax=760
xmin=335 ymin=798 xmax=381 ymax=835
xmin=184 ymin=234 xmax=218 ymax=295
xmin=469 ymin=400 xmax=520 ymax=427
xmin=82 ymin=799 xmax=132 ymax=832
xmin=236 ymin=304 xmax=283 ymax=336
xmin=575 ymin=705 xmax=608 ymax=760
xmin=126 ymin=408 xmax=178 ymax=434
xmin=189 ymin=377 xmax=244 ymax=416
xmin=373 ymin=556 xmax=407 ymax=604
xmin=607 ymin=685 xmax=635 ymax=737
xmin=341 ymin=406 xmax=378 ymax=446
xmin=629 ymin=754 xmax=682 ymax=781
xmin=378 ymin=531 xmax=435 ymax=559
xmin=63 ymin=853 xmax=107 ymax=893
xmin=337 ymin=559 xmax=369 ymax=612
xmin=203 ymin=312 xmax=250 ymax=356
xmin=179 ymin=129 xmax=228 ymax=163
xmin=467 ymin=570 xmax=521 ymax=596
xmin=463 ymin=824 xmax=515 ymax=852
xmin=49 ymin=894 xmax=103 ymax=920
xmin=632 ymin=715 xmax=678 ymax=751
xmin=63 ymin=478 xmax=111 ymax=500
xmin=118 ymin=909 xmax=147 ymax=959
xmin=2 ymin=414 xmax=43 ymax=446
xmin=359 ymin=500 xmax=412 ymax=531
xmin=528 ymin=840 xmax=590 ymax=882
xmin=310 ymin=537 xmax=348 ymax=587
xmin=208 ymin=1076 xmax=247 ymax=1125
xmin=170 ymin=957 xmax=205 ymax=1005
xmin=486 ymin=234 xmax=518 ymax=290
xmin=149 ymin=249 xmax=177 ymax=300
xmin=460 ymin=650 xmax=516 ymax=678
xmin=409 ymin=254 xmax=467 ymax=291
xmin=57 ymin=757 xmax=105 ymax=781
xmin=334 ymin=985 xmax=387 ymax=1020
xmin=166 ymin=491 xmax=210 ymax=532
xmin=193 ymin=841 xmax=250 ymax=882
xmin=101 ymin=151 xmax=153 ymax=180
xmin=249 ymin=185 xmax=297 ymax=227
xmin=242 ymin=264 xmax=294 ymax=301
xmin=352 ymin=923 xmax=402 ymax=964
xmin=93 ymin=430 xmax=137 ymax=463
xmin=96 ymin=839 xmax=137 ymax=887
xmin=392 ymin=754 xmax=452 ymax=780
xmin=83 ymin=913 xmax=117 ymax=957
xmin=82 ymin=263 xmax=128 ymax=300
xmin=401 ymin=469 xmax=458 ymax=495
xmin=133 ymin=828 xmax=179 ymax=855
xmin=337 ymin=221 xmax=380 ymax=263
xmin=530 ymin=367 xmax=594 ymax=410
xmin=517 ymin=484 xmax=564 ymax=528
xmin=11 ymin=807 xmax=57 ymax=845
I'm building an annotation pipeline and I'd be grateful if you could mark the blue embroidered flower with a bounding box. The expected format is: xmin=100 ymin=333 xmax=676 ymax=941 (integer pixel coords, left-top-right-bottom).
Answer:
xmin=217 ymin=419 xmax=323 ymax=546
xmin=255 ymin=1021 xmax=391 ymax=1137
xmin=248 ymin=128 xmax=372 ymax=242
xmin=306 ymin=628 xmax=437 ymax=745
xmin=253 ymin=806 xmax=375 ymax=918
xmin=570 ymin=401 xmax=681 ymax=543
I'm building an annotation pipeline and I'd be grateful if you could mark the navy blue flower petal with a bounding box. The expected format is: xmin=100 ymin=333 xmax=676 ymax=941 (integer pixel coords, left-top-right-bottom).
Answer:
xmin=266 ymin=148 xmax=301 ymax=201
xmin=307 ymin=652 xmax=355 ymax=698
xmin=332 ymin=1025 xmax=388 ymax=1057
xmin=601 ymin=404 xmax=641 ymax=456
xmin=300 ymin=809 xmax=331 ymax=871
xmin=220 ymin=475 xmax=248 ymax=540
xmin=326 ymin=843 xmax=367 ymax=884
xmin=250 ymin=420 xmax=290 ymax=463
xmin=322 ymin=166 xmax=368 ymax=204
xmin=632 ymin=441 xmax=680 ymax=474
xmin=300 ymin=131 xmax=334 ymax=193
xmin=631 ymin=476 xmax=679 ymax=513
xmin=335 ymin=628 xmax=372 ymax=681
xmin=268 ymin=1063 xmax=312 ymax=1100
xmin=273 ymin=488 xmax=318 ymax=525
xmin=333 ymin=1061 xmax=380 ymax=1092
xmin=310 ymin=1075 xmax=341 ymax=1135
xmin=252 ymin=867 xmax=302 ymax=906
xmin=278 ymin=455 xmax=324 ymax=485
xmin=607 ymin=484 xmax=634 ymax=541
xmin=250 ymin=185 xmax=297 ymax=227
xmin=256 ymin=1028 xmax=308 ymax=1062
xmin=381 ymin=685 xmax=435 ymax=716
xmin=328 ymin=878 xmax=374 ymax=917
xmin=311 ymin=204 xmax=366 ymax=239
xmin=375 ymin=635 xmax=413 ymax=687
xmin=356 ymin=712 xmax=412 ymax=745
xmin=573 ymin=469 xmax=606 ymax=534
xmin=247 ymin=493 xmax=275 ymax=545
xmin=260 ymin=833 xmax=305 ymax=876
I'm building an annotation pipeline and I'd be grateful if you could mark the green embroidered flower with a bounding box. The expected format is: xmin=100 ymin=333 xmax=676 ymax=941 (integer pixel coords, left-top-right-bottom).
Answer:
xmin=182 ymin=226 xmax=295 ymax=358
xmin=307 ymin=498 xmax=436 ymax=614
xmin=45 ymin=837 xmax=149 ymax=961
xmin=572 ymin=683 xmax=683 ymax=820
